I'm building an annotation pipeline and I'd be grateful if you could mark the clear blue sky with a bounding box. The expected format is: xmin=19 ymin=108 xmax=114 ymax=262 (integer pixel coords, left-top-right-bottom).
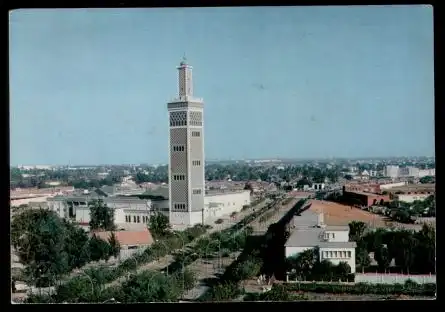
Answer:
xmin=9 ymin=6 xmax=434 ymax=165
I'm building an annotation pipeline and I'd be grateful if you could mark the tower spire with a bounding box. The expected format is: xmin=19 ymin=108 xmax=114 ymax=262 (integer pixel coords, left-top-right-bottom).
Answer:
xmin=178 ymin=55 xmax=193 ymax=97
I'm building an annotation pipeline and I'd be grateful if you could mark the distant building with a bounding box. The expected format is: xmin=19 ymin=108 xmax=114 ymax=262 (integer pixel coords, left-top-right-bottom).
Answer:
xmin=385 ymin=165 xmax=435 ymax=178
xmin=396 ymin=193 xmax=431 ymax=203
xmin=385 ymin=165 xmax=400 ymax=178
xmin=285 ymin=211 xmax=357 ymax=274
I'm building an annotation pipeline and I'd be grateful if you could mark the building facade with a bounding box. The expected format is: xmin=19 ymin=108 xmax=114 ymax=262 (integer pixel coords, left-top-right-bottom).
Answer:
xmin=285 ymin=212 xmax=357 ymax=274
xmin=167 ymin=57 xmax=205 ymax=226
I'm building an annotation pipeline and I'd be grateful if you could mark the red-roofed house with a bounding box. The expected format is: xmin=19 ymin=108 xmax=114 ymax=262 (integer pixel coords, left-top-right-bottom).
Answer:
xmin=91 ymin=229 xmax=154 ymax=260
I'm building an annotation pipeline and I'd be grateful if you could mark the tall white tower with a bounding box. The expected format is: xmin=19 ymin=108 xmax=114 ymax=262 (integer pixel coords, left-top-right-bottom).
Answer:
xmin=167 ymin=57 xmax=205 ymax=226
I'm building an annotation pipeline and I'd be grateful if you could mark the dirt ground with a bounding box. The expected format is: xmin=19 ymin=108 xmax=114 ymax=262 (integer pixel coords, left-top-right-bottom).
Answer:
xmin=308 ymin=200 xmax=389 ymax=228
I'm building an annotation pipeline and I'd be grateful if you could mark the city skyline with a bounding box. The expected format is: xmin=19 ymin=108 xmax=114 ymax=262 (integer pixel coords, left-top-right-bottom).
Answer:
xmin=10 ymin=6 xmax=434 ymax=165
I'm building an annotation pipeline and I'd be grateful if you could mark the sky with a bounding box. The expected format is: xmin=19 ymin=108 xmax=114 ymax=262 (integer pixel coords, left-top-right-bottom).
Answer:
xmin=9 ymin=5 xmax=434 ymax=165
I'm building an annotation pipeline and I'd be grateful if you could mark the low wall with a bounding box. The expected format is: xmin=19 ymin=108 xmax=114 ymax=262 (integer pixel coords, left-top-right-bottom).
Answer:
xmin=355 ymin=273 xmax=436 ymax=284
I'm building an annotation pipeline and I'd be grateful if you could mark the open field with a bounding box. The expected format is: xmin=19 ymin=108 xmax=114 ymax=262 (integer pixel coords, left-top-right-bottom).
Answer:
xmin=308 ymin=200 xmax=433 ymax=231
xmin=308 ymin=200 xmax=388 ymax=227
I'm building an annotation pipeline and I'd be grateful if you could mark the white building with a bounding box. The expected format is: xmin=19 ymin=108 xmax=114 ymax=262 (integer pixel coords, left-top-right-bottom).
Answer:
xmin=285 ymin=210 xmax=357 ymax=273
xmin=47 ymin=195 xmax=166 ymax=231
xmin=379 ymin=181 xmax=407 ymax=190
xmin=46 ymin=190 xmax=251 ymax=230
xmin=396 ymin=193 xmax=431 ymax=203
xmin=384 ymin=165 xmax=400 ymax=178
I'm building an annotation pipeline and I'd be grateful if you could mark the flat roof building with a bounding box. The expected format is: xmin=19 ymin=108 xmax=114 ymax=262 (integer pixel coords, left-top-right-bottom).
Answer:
xmin=285 ymin=210 xmax=357 ymax=273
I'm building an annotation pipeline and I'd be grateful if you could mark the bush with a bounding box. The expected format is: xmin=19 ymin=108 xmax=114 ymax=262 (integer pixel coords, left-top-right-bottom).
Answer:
xmin=215 ymin=219 xmax=224 ymax=224
xmin=202 ymin=282 xmax=241 ymax=301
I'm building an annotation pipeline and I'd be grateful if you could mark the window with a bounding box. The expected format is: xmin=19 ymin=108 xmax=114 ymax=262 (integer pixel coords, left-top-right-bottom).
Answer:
xmin=334 ymin=251 xmax=338 ymax=258
xmin=173 ymin=145 xmax=185 ymax=152
xmin=192 ymin=131 xmax=200 ymax=137
xmin=323 ymin=251 xmax=328 ymax=258
xmin=343 ymin=251 xmax=347 ymax=258
xmin=192 ymin=160 xmax=201 ymax=166
xmin=347 ymin=251 xmax=351 ymax=258
xmin=332 ymin=233 xmax=335 ymax=239
xmin=133 ymin=216 xmax=136 ymax=223
xmin=125 ymin=215 xmax=128 ymax=222
xmin=193 ymin=189 xmax=202 ymax=195
xmin=174 ymin=203 xmax=187 ymax=210
xmin=173 ymin=174 xmax=186 ymax=181
xmin=137 ymin=216 xmax=140 ymax=223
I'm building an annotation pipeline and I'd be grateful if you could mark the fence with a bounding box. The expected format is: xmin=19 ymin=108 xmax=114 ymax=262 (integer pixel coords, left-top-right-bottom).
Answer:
xmin=355 ymin=273 xmax=436 ymax=284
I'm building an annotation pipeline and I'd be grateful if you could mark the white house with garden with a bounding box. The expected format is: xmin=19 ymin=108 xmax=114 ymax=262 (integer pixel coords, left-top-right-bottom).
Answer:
xmin=284 ymin=210 xmax=357 ymax=273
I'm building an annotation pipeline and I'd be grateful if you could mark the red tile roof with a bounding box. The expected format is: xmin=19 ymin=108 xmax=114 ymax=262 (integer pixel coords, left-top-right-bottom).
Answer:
xmin=91 ymin=229 xmax=154 ymax=246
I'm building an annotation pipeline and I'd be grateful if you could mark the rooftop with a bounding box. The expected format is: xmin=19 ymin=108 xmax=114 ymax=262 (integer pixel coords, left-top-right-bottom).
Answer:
xmin=205 ymin=189 xmax=249 ymax=197
xmin=91 ymin=229 xmax=154 ymax=246
xmin=285 ymin=210 xmax=356 ymax=249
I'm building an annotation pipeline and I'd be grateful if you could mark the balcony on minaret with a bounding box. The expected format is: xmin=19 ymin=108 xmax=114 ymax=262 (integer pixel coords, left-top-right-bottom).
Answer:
xmin=170 ymin=96 xmax=203 ymax=103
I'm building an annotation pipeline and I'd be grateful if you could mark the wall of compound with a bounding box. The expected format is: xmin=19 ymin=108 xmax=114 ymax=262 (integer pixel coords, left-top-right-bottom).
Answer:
xmin=355 ymin=273 xmax=436 ymax=284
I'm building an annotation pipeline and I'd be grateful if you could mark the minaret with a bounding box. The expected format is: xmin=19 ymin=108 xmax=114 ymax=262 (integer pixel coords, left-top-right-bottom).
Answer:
xmin=167 ymin=57 xmax=205 ymax=227
xmin=178 ymin=56 xmax=193 ymax=99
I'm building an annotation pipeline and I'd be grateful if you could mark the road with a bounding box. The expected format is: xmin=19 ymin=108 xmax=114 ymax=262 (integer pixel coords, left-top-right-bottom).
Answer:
xmin=182 ymin=195 xmax=306 ymax=301
xmin=102 ymin=198 xmax=271 ymax=290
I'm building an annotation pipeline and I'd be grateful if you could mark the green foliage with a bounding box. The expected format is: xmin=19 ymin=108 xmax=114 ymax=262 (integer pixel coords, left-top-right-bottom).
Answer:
xmin=203 ymin=282 xmax=241 ymax=302
xmin=88 ymin=235 xmax=111 ymax=262
xmin=148 ymin=213 xmax=171 ymax=237
xmin=11 ymin=209 xmax=70 ymax=286
xmin=357 ymin=224 xmax=435 ymax=274
xmin=419 ymin=176 xmax=434 ymax=184
xmin=89 ymin=199 xmax=115 ymax=231
xmin=286 ymin=251 xmax=353 ymax=282
xmin=108 ymin=232 xmax=121 ymax=258
xmin=62 ymin=221 xmax=91 ymax=269
xmin=374 ymin=244 xmax=391 ymax=272
xmin=348 ymin=221 xmax=367 ymax=242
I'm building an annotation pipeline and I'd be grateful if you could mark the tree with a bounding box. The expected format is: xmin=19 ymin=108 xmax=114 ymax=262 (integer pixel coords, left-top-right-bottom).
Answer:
xmin=108 ymin=232 xmax=121 ymax=258
xmin=374 ymin=244 xmax=391 ymax=272
xmin=348 ymin=221 xmax=367 ymax=242
xmin=88 ymin=235 xmax=111 ymax=262
xmin=12 ymin=209 xmax=69 ymax=287
xmin=243 ymin=182 xmax=253 ymax=195
xmin=287 ymin=249 xmax=318 ymax=280
xmin=356 ymin=247 xmax=371 ymax=273
xmin=413 ymin=224 xmax=436 ymax=273
xmin=63 ymin=221 xmax=91 ymax=269
xmin=149 ymin=213 xmax=171 ymax=237
xmin=389 ymin=230 xmax=417 ymax=274
xmin=89 ymin=199 xmax=115 ymax=231
xmin=312 ymin=260 xmax=334 ymax=281
xmin=335 ymin=261 xmax=351 ymax=280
